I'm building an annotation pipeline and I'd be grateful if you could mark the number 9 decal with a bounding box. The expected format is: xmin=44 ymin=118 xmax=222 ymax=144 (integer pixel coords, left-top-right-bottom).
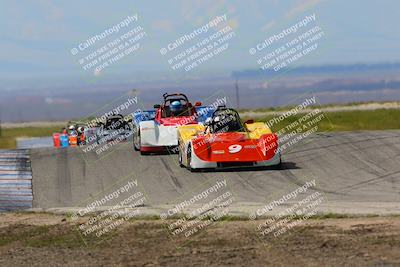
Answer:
xmin=228 ymin=144 xmax=242 ymax=154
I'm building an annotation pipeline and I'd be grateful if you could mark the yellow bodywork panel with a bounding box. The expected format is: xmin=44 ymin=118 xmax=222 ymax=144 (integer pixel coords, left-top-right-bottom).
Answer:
xmin=177 ymin=122 xmax=272 ymax=144
xmin=177 ymin=124 xmax=205 ymax=143
xmin=245 ymin=122 xmax=272 ymax=139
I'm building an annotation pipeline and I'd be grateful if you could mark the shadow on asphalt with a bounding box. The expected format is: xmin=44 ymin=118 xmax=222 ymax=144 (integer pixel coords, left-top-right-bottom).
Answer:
xmin=191 ymin=161 xmax=300 ymax=173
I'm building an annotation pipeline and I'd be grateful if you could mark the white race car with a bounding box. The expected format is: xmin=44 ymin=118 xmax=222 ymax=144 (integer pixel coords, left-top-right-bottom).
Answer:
xmin=133 ymin=93 xmax=210 ymax=155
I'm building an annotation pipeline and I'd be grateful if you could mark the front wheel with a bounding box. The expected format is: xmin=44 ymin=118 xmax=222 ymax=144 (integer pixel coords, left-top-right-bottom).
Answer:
xmin=186 ymin=145 xmax=192 ymax=171
xmin=186 ymin=144 xmax=198 ymax=172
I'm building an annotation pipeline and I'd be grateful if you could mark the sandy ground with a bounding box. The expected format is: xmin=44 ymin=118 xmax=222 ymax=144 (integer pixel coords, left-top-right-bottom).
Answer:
xmin=0 ymin=213 xmax=400 ymax=267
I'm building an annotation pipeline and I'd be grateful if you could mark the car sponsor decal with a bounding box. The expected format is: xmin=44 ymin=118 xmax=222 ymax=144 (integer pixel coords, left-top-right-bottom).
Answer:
xmin=259 ymin=139 xmax=267 ymax=156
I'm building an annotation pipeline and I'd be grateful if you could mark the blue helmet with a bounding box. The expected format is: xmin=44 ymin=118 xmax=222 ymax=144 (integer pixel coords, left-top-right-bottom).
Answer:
xmin=170 ymin=100 xmax=182 ymax=112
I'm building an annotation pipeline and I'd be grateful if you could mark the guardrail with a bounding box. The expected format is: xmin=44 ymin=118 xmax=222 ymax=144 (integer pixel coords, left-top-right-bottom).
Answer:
xmin=0 ymin=149 xmax=33 ymax=212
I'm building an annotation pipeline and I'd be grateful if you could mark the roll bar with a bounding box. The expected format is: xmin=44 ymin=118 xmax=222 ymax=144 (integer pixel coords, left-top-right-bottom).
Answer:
xmin=162 ymin=92 xmax=189 ymax=103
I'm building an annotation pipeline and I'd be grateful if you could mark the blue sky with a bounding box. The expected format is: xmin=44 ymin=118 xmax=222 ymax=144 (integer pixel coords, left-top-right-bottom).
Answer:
xmin=0 ymin=0 xmax=399 ymax=84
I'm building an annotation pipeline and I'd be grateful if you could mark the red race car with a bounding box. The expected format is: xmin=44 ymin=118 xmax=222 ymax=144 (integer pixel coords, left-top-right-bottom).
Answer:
xmin=177 ymin=107 xmax=282 ymax=171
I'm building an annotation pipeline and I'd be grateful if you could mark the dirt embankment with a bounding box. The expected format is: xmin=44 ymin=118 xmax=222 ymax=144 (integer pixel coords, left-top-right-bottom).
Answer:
xmin=0 ymin=213 xmax=400 ymax=266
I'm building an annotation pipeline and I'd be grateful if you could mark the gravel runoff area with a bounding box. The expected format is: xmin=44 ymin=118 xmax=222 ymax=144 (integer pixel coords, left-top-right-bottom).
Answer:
xmin=0 ymin=212 xmax=400 ymax=266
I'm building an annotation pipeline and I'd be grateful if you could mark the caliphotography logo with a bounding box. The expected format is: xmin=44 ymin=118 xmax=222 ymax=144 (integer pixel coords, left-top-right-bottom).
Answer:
xmin=76 ymin=91 xmax=144 ymax=165
xmin=159 ymin=177 xmax=236 ymax=248
xmin=68 ymin=174 xmax=149 ymax=247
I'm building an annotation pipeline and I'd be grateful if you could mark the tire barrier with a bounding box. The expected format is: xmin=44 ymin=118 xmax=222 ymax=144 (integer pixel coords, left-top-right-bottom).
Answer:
xmin=0 ymin=149 xmax=33 ymax=212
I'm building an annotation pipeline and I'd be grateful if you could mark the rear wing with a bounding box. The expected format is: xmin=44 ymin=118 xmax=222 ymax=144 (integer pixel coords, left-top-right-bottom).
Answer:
xmin=132 ymin=110 xmax=156 ymax=124
xmin=163 ymin=92 xmax=189 ymax=102
xmin=162 ymin=93 xmax=190 ymax=106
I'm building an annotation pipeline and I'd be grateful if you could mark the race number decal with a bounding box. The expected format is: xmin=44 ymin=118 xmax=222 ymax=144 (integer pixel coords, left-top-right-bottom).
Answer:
xmin=228 ymin=144 xmax=242 ymax=154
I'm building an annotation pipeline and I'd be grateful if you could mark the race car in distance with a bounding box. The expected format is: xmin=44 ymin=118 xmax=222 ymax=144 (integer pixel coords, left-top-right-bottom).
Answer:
xmin=52 ymin=122 xmax=88 ymax=148
xmin=177 ymin=107 xmax=282 ymax=171
xmin=133 ymin=93 xmax=210 ymax=154
xmin=95 ymin=114 xmax=132 ymax=144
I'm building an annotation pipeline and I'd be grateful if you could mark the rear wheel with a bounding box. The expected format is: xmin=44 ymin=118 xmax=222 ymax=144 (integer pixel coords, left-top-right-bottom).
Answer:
xmin=272 ymin=155 xmax=283 ymax=170
xmin=133 ymin=138 xmax=139 ymax=151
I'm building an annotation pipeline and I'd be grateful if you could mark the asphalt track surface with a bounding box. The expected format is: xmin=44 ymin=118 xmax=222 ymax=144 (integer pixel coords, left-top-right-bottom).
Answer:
xmin=30 ymin=130 xmax=400 ymax=216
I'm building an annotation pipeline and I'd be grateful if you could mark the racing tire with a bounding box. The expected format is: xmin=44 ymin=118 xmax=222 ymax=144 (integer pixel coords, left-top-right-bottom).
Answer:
xmin=133 ymin=129 xmax=140 ymax=151
xmin=178 ymin=146 xmax=184 ymax=168
xmin=186 ymin=145 xmax=193 ymax=171
xmin=272 ymin=155 xmax=283 ymax=170
xmin=133 ymin=136 xmax=140 ymax=151
xmin=186 ymin=144 xmax=198 ymax=172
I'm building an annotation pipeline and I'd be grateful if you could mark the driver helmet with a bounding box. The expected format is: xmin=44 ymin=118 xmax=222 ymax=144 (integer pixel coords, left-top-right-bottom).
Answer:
xmin=170 ymin=100 xmax=183 ymax=114
xmin=68 ymin=125 xmax=77 ymax=135
xmin=77 ymin=126 xmax=84 ymax=134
